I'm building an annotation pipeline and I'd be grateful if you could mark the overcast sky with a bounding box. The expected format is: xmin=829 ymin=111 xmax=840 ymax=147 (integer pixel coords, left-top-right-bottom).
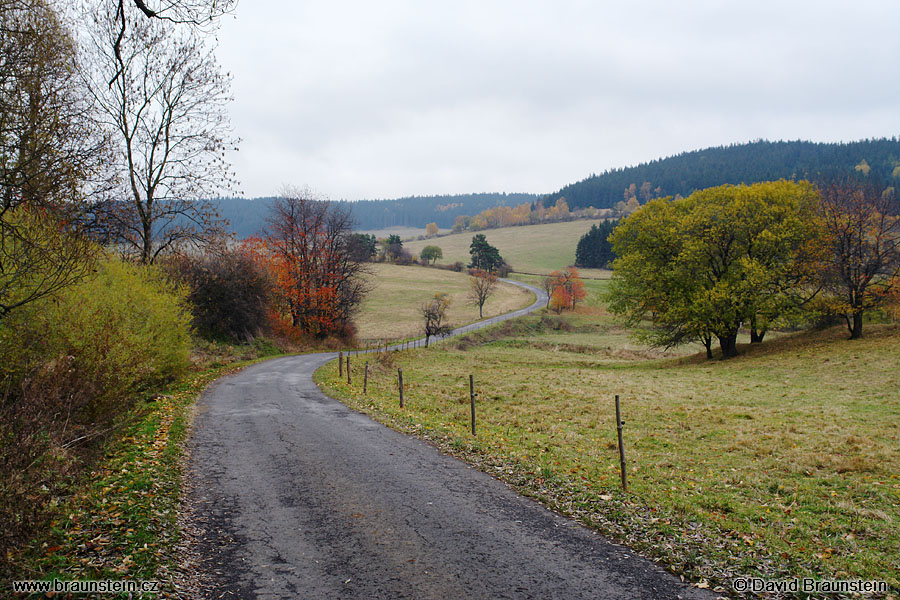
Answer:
xmin=215 ymin=1 xmax=900 ymax=200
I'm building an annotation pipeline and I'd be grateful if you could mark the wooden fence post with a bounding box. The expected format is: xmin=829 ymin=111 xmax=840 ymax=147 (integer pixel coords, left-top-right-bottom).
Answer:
xmin=338 ymin=351 xmax=343 ymax=378
xmin=615 ymin=394 xmax=627 ymax=492
xmin=398 ymin=368 xmax=404 ymax=408
xmin=469 ymin=374 xmax=477 ymax=436
xmin=346 ymin=355 xmax=351 ymax=385
xmin=363 ymin=362 xmax=368 ymax=394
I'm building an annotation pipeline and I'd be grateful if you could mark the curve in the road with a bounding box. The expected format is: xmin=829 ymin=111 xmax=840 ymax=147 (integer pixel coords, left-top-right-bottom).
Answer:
xmin=182 ymin=278 xmax=716 ymax=599
xmin=380 ymin=277 xmax=546 ymax=351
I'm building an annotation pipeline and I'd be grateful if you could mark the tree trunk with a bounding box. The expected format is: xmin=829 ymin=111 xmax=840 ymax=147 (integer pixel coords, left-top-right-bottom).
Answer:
xmin=717 ymin=331 xmax=739 ymax=358
xmin=424 ymin=334 xmax=430 ymax=348
xmin=749 ymin=315 xmax=765 ymax=343
xmin=703 ymin=336 xmax=712 ymax=360
xmin=142 ymin=219 xmax=153 ymax=264
xmin=850 ymin=310 xmax=864 ymax=339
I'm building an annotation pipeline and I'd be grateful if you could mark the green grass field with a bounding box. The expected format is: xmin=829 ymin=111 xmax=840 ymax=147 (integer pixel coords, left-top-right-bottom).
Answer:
xmin=354 ymin=263 xmax=534 ymax=342
xmin=405 ymin=220 xmax=610 ymax=275
xmin=318 ymin=300 xmax=900 ymax=592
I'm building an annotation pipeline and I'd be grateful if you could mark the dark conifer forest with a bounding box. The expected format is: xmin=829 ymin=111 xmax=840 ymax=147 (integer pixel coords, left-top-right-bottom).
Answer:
xmin=542 ymin=138 xmax=900 ymax=210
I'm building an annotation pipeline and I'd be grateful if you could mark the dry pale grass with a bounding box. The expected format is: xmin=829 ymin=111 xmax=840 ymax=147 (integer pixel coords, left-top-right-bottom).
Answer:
xmin=354 ymin=263 xmax=533 ymax=342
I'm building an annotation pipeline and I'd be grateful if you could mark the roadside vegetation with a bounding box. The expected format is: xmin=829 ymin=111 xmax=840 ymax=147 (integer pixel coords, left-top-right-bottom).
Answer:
xmin=8 ymin=349 xmax=279 ymax=594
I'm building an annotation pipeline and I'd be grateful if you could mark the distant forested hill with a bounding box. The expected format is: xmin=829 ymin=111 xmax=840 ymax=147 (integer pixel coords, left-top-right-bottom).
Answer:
xmin=542 ymin=138 xmax=900 ymax=209
xmin=335 ymin=192 xmax=541 ymax=230
xmin=213 ymin=138 xmax=900 ymax=238
xmin=214 ymin=193 xmax=541 ymax=238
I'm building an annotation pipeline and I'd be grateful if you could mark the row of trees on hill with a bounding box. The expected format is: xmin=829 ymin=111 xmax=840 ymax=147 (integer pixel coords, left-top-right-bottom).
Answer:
xmin=607 ymin=178 xmax=900 ymax=358
xmin=336 ymin=192 xmax=542 ymax=231
xmin=451 ymin=198 xmax=605 ymax=233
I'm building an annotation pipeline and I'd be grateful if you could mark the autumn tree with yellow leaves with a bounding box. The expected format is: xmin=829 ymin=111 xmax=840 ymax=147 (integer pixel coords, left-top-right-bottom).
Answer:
xmin=608 ymin=180 xmax=823 ymax=358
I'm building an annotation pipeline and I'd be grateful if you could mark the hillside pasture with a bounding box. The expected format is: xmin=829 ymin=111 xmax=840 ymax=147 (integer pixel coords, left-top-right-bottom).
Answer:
xmin=354 ymin=263 xmax=534 ymax=342
xmin=405 ymin=220 xmax=611 ymax=275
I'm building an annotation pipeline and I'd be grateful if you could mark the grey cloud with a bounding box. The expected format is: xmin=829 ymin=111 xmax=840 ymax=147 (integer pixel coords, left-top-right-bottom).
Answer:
xmin=217 ymin=0 xmax=900 ymax=199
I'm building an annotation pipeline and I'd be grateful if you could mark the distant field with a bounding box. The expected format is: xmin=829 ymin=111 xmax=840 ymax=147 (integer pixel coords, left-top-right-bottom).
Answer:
xmin=405 ymin=220 xmax=609 ymax=275
xmin=355 ymin=226 xmax=447 ymax=240
xmin=354 ymin=263 xmax=533 ymax=342
xmin=318 ymin=308 xmax=900 ymax=589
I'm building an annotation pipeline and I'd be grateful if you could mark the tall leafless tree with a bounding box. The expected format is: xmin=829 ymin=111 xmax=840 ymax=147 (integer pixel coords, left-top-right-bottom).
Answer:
xmin=85 ymin=0 xmax=237 ymax=263
xmin=468 ymin=268 xmax=497 ymax=318
xmin=124 ymin=0 xmax=237 ymax=24
xmin=108 ymin=0 xmax=237 ymax=85
xmin=818 ymin=177 xmax=900 ymax=339
xmin=421 ymin=293 xmax=452 ymax=347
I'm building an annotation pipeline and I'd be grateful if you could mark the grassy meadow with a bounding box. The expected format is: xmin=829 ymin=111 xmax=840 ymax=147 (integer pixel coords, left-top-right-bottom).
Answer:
xmin=405 ymin=220 xmax=610 ymax=275
xmin=354 ymin=263 xmax=534 ymax=342
xmin=317 ymin=293 xmax=900 ymax=593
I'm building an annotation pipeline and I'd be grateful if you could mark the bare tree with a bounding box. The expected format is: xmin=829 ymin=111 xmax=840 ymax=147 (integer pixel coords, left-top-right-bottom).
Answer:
xmin=421 ymin=293 xmax=452 ymax=347
xmin=468 ymin=269 xmax=497 ymax=318
xmin=540 ymin=274 xmax=555 ymax=308
xmin=259 ymin=188 xmax=369 ymax=338
xmin=85 ymin=1 xmax=237 ymax=263
xmin=106 ymin=0 xmax=237 ymax=86
xmin=0 ymin=0 xmax=102 ymax=318
xmin=818 ymin=177 xmax=900 ymax=339
xmin=124 ymin=0 xmax=237 ymax=23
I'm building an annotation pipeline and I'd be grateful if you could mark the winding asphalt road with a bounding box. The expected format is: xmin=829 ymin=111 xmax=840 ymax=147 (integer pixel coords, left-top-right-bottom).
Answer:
xmin=184 ymin=280 xmax=717 ymax=599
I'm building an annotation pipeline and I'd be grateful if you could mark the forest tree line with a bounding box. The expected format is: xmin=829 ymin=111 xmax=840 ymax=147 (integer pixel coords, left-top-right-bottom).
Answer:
xmin=203 ymin=139 xmax=900 ymax=236
xmin=542 ymin=138 xmax=900 ymax=211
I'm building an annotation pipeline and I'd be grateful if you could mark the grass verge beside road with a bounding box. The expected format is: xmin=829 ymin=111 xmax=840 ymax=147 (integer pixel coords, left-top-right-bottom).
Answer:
xmin=315 ymin=315 xmax=900 ymax=596
xmin=7 ymin=345 xmax=283 ymax=598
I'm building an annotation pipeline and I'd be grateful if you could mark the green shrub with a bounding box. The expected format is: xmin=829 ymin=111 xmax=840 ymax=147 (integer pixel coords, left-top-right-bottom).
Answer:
xmin=3 ymin=257 xmax=192 ymax=407
xmin=0 ymin=257 xmax=192 ymax=562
